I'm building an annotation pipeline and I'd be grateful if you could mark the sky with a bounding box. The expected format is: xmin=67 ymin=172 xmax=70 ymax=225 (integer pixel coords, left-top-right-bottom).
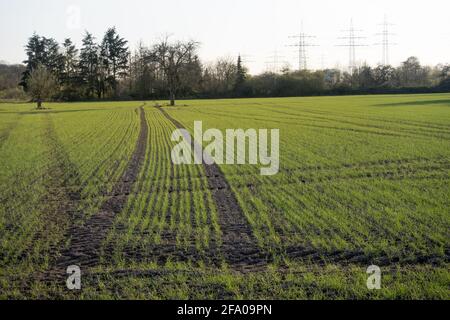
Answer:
xmin=0 ymin=0 xmax=449 ymax=74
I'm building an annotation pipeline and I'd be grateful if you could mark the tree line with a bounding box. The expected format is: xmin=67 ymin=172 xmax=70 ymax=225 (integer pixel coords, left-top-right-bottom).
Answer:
xmin=0 ymin=63 xmax=27 ymax=100
xmin=249 ymin=59 xmax=450 ymax=98
xmin=20 ymin=28 xmax=130 ymax=103
xmin=0 ymin=27 xmax=449 ymax=106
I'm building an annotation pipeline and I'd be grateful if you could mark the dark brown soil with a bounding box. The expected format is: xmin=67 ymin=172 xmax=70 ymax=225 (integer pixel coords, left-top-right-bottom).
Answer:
xmin=281 ymin=246 xmax=449 ymax=266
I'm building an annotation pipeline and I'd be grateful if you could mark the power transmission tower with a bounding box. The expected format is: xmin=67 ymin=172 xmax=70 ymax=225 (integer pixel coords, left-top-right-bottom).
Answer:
xmin=265 ymin=50 xmax=286 ymax=73
xmin=337 ymin=19 xmax=366 ymax=74
xmin=287 ymin=22 xmax=317 ymax=71
xmin=375 ymin=15 xmax=396 ymax=66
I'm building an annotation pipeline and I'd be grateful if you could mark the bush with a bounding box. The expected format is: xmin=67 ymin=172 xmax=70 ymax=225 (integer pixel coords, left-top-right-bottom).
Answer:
xmin=0 ymin=87 xmax=29 ymax=101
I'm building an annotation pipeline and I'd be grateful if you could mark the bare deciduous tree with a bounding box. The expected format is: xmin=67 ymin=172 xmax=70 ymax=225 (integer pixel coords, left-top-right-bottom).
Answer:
xmin=202 ymin=57 xmax=237 ymax=97
xmin=149 ymin=38 xmax=199 ymax=106
xmin=27 ymin=64 xmax=58 ymax=109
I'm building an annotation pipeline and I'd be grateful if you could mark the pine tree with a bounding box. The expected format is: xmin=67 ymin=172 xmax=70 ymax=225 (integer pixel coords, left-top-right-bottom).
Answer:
xmin=100 ymin=27 xmax=129 ymax=96
xmin=62 ymin=39 xmax=78 ymax=79
xmin=234 ymin=55 xmax=247 ymax=96
xmin=79 ymin=32 xmax=99 ymax=98
xmin=21 ymin=34 xmax=63 ymax=90
xmin=20 ymin=33 xmax=42 ymax=89
xmin=43 ymin=37 xmax=64 ymax=78
xmin=60 ymin=38 xmax=80 ymax=100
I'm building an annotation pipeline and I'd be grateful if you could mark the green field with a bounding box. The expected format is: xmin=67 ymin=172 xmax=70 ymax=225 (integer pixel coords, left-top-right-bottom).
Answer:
xmin=0 ymin=94 xmax=449 ymax=299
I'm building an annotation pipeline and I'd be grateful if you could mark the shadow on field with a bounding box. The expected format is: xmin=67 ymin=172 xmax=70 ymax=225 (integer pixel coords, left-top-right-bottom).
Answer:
xmin=0 ymin=109 xmax=100 ymax=115
xmin=374 ymin=99 xmax=450 ymax=107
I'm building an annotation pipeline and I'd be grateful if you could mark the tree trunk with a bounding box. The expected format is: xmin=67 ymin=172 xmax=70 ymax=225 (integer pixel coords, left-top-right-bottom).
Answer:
xmin=37 ymin=99 xmax=43 ymax=109
xmin=170 ymin=91 xmax=175 ymax=106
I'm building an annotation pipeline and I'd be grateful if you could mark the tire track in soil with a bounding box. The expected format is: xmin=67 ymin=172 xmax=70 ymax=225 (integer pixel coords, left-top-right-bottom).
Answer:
xmin=43 ymin=105 xmax=148 ymax=280
xmin=150 ymin=107 xmax=446 ymax=270
xmin=112 ymin=115 xmax=216 ymax=268
xmin=24 ymin=113 xmax=85 ymax=288
xmin=111 ymin=108 xmax=449 ymax=270
xmin=0 ymin=116 xmax=22 ymax=148
xmin=155 ymin=106 xmax=268 ymax=271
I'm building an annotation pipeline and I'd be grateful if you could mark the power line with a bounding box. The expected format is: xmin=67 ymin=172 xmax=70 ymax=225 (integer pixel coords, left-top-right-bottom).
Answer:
xmin=374 ymin=15 xmax=396 ymax=66
xmin=239 ymin=53 xmax=255 ymax=64
xmin=264 ymin=50 xmax=286 ymax=73
xmin=238 ymin=53 xmax=254 ymax=73
xmin=337 ymin=19 xmax=367 ymax=74
xmin=287 ymin=22 xmax=317 ymax=71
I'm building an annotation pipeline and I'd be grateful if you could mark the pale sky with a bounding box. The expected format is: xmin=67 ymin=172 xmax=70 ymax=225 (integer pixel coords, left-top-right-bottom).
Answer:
xmin=0 ymin=0 xmax=449 ymax=74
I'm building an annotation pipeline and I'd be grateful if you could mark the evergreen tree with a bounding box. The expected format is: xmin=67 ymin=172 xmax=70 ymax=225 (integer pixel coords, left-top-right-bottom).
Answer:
xmin=20 ymin=33 xmax=44 ymax=89
xmin=60 ymin=38 xmax=80 ymax=100
xmin=100 ymin=27 xmax=129 ymax=96
xmin=79 ymin=32 xmax=99 ymax=98
xmin=43 ymin=37 xmax=64 ymax=78
xmin=61 ymin=39 xmax=79 ymax=79
xmin=234 ymin=55 xmax=247 ymax=96
xmin=21 ymin=34 xmax=63 ymax=90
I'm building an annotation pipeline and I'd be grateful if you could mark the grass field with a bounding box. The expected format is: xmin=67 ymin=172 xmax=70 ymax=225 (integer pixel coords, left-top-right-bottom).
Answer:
xmin=0 ymin=94 xmax=449 ymax=299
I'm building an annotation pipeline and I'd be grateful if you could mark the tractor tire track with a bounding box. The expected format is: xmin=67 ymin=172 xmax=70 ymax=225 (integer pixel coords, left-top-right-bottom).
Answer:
xmin=155 ymin=106 xmax=268 ymax=270
xmin=44 ymin=105 xmax=148 ymax=280
xmin=24 ymin=113 xmax=86 ymax=288
xmin=0 ymin=116 xmax=22 ymax=149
